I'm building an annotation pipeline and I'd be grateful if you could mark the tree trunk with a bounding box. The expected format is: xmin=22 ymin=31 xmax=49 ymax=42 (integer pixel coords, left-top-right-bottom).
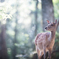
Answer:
xmin=13 ymin=19 xmax=18 ymax=59
xmin=41 ymin=0 xmax=54 ymax=31
xmin=0 ymin=24 xmax=8 ymax=59
xmin=35 ymin=0 xmax=38 ymax=36
xmin=12 ymin=1 xmax=19 ymax=59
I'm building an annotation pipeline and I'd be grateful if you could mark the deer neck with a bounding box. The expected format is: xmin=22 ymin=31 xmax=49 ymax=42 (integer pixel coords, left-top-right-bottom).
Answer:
xmin=51 ymin=31 xmax=56 ymax=40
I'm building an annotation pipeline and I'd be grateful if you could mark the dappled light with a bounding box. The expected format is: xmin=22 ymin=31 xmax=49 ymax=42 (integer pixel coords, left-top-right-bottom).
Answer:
xmin=0 ymin=0 xmax=59 ymax=59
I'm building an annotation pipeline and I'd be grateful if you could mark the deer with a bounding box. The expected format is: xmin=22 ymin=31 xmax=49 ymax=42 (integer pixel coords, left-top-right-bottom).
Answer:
xmin=35 ymin=20 xmax=57 ymax=59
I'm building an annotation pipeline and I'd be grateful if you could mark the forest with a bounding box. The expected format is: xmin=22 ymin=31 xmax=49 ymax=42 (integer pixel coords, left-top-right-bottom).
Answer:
xmin=0 ymin=0 xmax=59 ymax=59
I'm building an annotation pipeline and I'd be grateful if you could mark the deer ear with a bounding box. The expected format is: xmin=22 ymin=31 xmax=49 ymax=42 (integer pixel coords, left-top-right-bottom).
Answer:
xmin=47 ymin=20 xmax=50 ymax=24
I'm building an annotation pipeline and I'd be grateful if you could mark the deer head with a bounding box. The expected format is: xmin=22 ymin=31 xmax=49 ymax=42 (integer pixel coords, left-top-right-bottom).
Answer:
xmin=45 ymin=20 xmax=57 ymax=31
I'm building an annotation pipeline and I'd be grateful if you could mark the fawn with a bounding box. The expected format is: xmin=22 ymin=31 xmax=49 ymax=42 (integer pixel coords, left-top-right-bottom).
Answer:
xmin=35 ymin=20 xmax=57 ymax=59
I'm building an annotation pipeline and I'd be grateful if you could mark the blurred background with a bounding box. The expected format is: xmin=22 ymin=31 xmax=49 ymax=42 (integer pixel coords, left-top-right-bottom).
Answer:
xmin=0 ymin=0 xmax=59 ymax=59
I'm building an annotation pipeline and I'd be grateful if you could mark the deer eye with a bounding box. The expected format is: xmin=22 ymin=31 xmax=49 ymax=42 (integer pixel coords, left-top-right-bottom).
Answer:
xmin=51 ymin=24 xmax=53 ymax=26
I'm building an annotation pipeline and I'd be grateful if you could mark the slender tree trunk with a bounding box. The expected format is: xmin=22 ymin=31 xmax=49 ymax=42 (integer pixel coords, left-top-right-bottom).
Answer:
xmin=13 ymin=18 xmax=18 ymax=59
xmin=0 ymin=23 xmax=8 ymax=59
xmin=12 ymin=1 xmax=19 ymax=59
xmin=35 ymin=0 xmax=38 ymax=36
xmin=41 ymin=0 xmax=54 ymax=31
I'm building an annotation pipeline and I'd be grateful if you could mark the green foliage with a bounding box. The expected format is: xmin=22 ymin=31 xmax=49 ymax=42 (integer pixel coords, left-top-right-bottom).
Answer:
xmin=55 ymin=32 xmax=59 ymax=50
xmin=53 ymin=0 xmax=59 ymax=18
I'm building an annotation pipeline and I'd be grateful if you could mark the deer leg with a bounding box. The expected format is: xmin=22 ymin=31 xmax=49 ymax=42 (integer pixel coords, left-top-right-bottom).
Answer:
xmin=48 ymin=49 xmax=52 ymax=59
xmin=38 ymin=51 xmax=44 ymax=59
xmin=36 ymin=47 xmax=43 ymax=59
xmin=43 ymin=46 xmax=46 ymax=59
xmin=36 ymin=48 xmax=41 ymax=59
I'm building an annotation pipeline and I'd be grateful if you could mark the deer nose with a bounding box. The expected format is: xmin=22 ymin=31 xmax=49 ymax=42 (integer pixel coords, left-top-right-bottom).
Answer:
xmin=45 ymin=27 xmax=47 ymax=29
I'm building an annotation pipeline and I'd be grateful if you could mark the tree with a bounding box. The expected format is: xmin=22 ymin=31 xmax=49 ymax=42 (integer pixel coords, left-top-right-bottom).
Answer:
xmin=0 ymin=20 xmax=8 ymax=59
xmin=35 ymin=0 xmax=38 ymax=36
xmin=41 ymin=0 xmax=54 ymax=31
xmin=12 ymin=1 xmax=19 ymax=59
